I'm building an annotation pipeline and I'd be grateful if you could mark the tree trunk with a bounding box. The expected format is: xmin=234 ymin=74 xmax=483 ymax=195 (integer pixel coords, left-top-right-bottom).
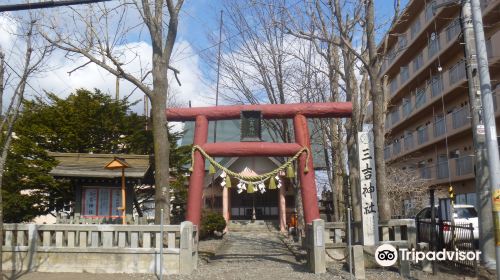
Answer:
xmin=151 ymin=90 xmax=171 ymax=224
xmin=365 ymin=0 xmax=391 ymax=222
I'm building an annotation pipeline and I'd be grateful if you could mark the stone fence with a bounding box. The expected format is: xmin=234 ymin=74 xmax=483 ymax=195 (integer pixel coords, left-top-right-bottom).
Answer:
xmin=324 ymin=219 xmax=416 ymax=249
xmin=2 ymin=222 xmax=197 ymax=275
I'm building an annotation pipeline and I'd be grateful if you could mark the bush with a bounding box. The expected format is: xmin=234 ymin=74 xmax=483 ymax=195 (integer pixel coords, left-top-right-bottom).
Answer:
xmin=200 ymin=211 xmax=226 ymax=239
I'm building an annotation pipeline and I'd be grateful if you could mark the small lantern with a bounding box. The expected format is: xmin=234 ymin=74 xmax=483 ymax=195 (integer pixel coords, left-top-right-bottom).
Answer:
xmin=105 ymin=157 xmax=129 ymax=225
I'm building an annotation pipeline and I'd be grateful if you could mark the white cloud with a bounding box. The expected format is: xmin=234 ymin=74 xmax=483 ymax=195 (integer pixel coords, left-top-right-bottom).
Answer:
xmin=0 ymin=12 xmax=213 ymax=118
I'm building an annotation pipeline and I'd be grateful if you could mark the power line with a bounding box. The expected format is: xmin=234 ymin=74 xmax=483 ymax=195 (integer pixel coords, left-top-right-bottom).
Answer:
xmin=3 ymin=60 xmax=44 ymax=98
xmin=0 ymin=0 xmax=113 ymax=12
xmin=175 ymin=0 xmax=303 ymax=63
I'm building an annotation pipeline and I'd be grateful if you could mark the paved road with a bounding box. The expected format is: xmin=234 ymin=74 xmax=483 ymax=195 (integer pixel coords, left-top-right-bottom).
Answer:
xmin=170 ymin=231 xmax=341 ymax=280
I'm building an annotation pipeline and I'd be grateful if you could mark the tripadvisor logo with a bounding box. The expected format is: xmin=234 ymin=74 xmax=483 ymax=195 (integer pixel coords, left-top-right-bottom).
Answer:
xmin=374 ymin=244 xmax=398 ymax=267
xmin=374 ymin=243 xmax=481 ymax=267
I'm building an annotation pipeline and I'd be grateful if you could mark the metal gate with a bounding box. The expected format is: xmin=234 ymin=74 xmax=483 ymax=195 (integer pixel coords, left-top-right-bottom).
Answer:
xmin=416 ymin=219 xmax=477 ymax=274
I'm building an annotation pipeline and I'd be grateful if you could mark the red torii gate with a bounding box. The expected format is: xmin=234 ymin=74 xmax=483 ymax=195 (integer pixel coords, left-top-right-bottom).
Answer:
xmin=166 ymin=102 xmax=352 ymax=227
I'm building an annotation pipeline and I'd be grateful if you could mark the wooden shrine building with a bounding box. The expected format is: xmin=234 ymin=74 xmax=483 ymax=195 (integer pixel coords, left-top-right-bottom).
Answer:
xmin=49 ymin=152 xmax=153 ymax=224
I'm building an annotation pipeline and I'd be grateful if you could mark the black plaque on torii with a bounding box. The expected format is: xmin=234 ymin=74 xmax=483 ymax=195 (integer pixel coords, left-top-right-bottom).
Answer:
xmin=240 ymin=110 xmax=262 ymax=142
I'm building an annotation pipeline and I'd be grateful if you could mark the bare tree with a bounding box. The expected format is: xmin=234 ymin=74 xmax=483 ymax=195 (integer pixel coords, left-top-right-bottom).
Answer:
xmin=385 ymin=166 xmax=430 ymax=217
xmin=40 ymin=0 xmax=185 ymax=224
xmin=0 ymin=16 xmax=54 ymax=274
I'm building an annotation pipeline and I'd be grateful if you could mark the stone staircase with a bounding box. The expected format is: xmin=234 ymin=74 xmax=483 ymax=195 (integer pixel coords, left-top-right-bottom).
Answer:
xmin=227 ymin=220 xmax=279 ymax=232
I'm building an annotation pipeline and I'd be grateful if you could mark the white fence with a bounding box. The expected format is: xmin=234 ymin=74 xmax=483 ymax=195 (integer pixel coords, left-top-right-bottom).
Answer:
xmin=2 ymin=222 xmax=197 ymax=275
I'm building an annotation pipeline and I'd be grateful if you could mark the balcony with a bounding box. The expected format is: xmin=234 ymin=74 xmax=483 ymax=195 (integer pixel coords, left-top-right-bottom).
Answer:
xmin=384 ymin=146 xmax=391 ymax=160
xmin=434 ymin=117 xmax=446 ymax=137
xmin=386 ymin=14 xmax=462 ymax=100
xmin=436 ymin=161 xmax=449 ymax=179
xmin=379 ymin=0 xmax=456 ymax=78
xmin=404 ymin=133 xmax=414 ymax=151
xmin=411 ymin=155 xmax=475 ymax=184
xmin=384 ymin=91 xmax=494 ymax=162
xmin=386 ymin=63 xmax=463 ymax=130
xmin=456 ymin=155 xmax=474 ymax=176
xmin=393 ymin=141 xmax=401 ymax=156
xmin=419 ymin=166 xmax=432 ymax=179
xmin=449 ymin=60 xmax=466 ymax=86
xmin=452 ymin=107 xmax=470 ymax=129
xmin=417 ymin=126 xmax=429 ymax=145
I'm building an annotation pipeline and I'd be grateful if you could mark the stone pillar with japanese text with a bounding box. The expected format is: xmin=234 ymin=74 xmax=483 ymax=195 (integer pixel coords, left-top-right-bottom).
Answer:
xmin=357 ymin=131 xmax=379 ymax=246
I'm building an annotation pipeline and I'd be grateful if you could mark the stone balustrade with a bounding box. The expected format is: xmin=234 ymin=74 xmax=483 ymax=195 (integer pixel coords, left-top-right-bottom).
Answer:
xmin=2 ymin=222 xmax=197 ymax=275
xmin=324 ymin=219 xmax=416 ymax=249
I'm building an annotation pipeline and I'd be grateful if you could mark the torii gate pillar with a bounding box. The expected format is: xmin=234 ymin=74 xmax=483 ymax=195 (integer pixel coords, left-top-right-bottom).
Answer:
xmin=294 ymin=114 xmax=320 ymax=223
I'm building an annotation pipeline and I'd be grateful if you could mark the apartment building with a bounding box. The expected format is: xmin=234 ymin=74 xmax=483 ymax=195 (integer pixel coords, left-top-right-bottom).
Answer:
xmin=381 ymin=0 xmax=500 ymax=211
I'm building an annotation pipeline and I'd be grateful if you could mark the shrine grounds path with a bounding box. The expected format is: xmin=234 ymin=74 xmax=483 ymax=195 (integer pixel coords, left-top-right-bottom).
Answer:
xmin=4 ymin=230 xmax=476 ymax=279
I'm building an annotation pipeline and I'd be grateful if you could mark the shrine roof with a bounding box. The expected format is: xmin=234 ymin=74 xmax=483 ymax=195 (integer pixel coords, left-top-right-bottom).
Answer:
xmin=48 ymin=152 xmax=152 ymax=179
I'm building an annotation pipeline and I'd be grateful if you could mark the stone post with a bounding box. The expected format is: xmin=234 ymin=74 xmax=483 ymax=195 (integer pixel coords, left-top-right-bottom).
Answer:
xmin=222 ymin=186 xmax=229 ymax=230
xmin=352 ymin=245 xmax=365 ymax=279
xmin=180 ymin=221 xmax=194 ymax=274
xmin=279 ymin=184 xmax=286 ymax=232
xmin=310 ymin=219 xmax=326 ymax=274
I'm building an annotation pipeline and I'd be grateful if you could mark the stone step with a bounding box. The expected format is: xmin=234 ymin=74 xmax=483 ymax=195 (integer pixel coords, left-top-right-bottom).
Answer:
xmin=227 ymin=220 xmax=279 ymax=232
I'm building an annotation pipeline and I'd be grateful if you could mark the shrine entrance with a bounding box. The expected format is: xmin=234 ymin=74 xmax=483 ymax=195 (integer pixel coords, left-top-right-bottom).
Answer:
xmin=167 ymin=102 xmax=352 ymax=229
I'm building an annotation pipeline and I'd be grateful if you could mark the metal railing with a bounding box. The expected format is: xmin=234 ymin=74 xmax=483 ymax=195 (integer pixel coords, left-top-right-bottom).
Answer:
xmin=416 ymin=219 xmax=477 ymax=275
xmin=419 ymin=166 xmax=432 ymax=179
xmin=456 ymin=156 xmax=474 ymax=176
xmin=393 ymin=141 xmax=401 ymax=155
xmin=449 ymin=60 xmax=466 ymax=85
xmin=404 ymin=134 xmax=414 ymax=151
xmin=437 ymin=161 xmax=449 ymax=179
xmin=434 ymin=118 xmax=446 ymax=137
xmin=417 ymin=126 xmax=429 ymax=145
xmin=452 ymin=107 xmax=470 ymax=129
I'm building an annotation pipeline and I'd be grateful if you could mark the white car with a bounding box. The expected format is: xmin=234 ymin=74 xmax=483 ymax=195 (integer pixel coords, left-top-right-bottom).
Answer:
xmin=415 ymin=204 xmax=478 ymax=247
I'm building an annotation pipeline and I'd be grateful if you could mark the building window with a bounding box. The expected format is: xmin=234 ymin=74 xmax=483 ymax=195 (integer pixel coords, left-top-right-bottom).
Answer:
xmin=413 ymin=52 xmax=423 ymax=72
xmin=425 ymin=1 xmax=436 ymax=21
xmin=410 ymin=18 xmax=421 ymax=40
xmin=390 ymin=78 xmax=398 ymax=94
xmin=446 ymin=18 xmax=461 ymax=42
xmin=415 ymin=87 xmax=426 ymax=109
xmin=418 ymin=161 xmax=431 ymax=179
xmin=428 ymin=32 xmax=440 ymax=58
xmin=486 ymin=38 xmax=493 ymax=58
xmin=393 ymin=140 xmax=401 ymax=155
xmin=387 ymin=48 xmax=396 ymax=64
xmin=449 ymin=60 xmax=466 ymax=85
xmin=404 ymin=131 xmax=414 ymax=151
xmin=437 ymin=155 xmax=449 ymax=179
xmin=456 ymin=193 xmax=477 ymax=207
xmin=400 ymin=66 xmax=409 ymax=84
xmin=391 ymin=107 xmax=400 ymax=125
xmin=417 ymin=125 xmax=428 ymax=144
xmin=452 ymin=106 xmax=470 ymax=129
xmin=398 ymin=34 xmax=408 ymax=53
xmin=82 ymin=187 xmax=122 ymax=217
xmin=434 ymin=114 xmax=445 ymax=137
xmin=403 ymin=98 xmax=412 ymax=117
xmin=430 ymin=74 xmax=443 ymax=97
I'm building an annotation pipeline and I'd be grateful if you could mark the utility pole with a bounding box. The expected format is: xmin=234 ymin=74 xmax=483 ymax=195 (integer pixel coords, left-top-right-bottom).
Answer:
xmin=213 ymin=10 xmax=223 ymax=143
xmin=470 ymin=0 xmax=500 ymax=276
xmin=461 ymin=0 xmax=496 ymax=268
xmin=115 ymin=73 xmax=120 ymax=100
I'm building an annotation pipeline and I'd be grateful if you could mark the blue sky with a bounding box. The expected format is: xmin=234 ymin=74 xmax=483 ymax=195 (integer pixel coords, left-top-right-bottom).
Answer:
xmin=177 ymin=0 xmax=409 ymax=87
xmin=0 ymin=0 xmax=408 ymax=115
xmin=179 ymin=0 xmax=408 ymax=55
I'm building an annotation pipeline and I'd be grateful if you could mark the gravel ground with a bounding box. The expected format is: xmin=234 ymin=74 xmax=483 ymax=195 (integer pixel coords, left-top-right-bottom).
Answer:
xmin=3 ymin=230 xmax=493 ymax=280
